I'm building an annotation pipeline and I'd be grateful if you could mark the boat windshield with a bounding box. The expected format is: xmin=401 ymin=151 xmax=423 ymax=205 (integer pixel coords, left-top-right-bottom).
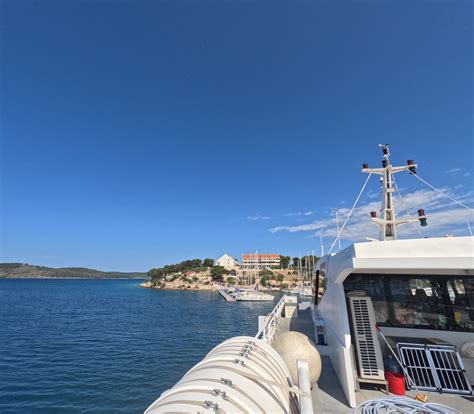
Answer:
xmin=344 ymin=273 xmax=474 ymax=332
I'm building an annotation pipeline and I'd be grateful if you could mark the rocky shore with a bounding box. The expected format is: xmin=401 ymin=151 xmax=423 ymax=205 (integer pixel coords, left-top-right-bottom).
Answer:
xmin=140 ymin=267 xmax=302 ymax=292
xmin=139 ymin=279 xmax=215 ymax=291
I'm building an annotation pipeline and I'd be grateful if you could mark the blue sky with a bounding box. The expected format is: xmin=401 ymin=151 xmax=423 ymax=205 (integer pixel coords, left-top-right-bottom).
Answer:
xmin=1 ymin=1 xmax=472 ymax=271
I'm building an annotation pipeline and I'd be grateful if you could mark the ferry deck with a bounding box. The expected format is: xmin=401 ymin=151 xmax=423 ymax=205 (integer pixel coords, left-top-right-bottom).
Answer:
xmin=271 ymin=297 xmax=474 ymax=413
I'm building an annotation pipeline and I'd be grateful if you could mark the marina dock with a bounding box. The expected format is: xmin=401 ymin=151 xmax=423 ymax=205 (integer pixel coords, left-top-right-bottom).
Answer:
xmin=217 ymin=288 xmax=236 ymax=302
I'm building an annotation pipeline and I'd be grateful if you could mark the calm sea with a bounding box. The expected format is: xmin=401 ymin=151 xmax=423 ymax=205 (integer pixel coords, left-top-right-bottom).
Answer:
xmin=0 ymin=279 xmax=279 ymax=413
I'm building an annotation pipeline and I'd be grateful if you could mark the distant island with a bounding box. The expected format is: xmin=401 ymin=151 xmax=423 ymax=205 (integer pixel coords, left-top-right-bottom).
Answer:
xmin=0 ymin=263 xmax=146 ymax=279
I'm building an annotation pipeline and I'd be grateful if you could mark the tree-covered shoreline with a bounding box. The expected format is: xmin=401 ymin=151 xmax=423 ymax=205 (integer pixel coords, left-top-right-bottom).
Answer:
xmin=148 ymin=258 xmax=215 ymax=280
xmin=0 ymin=263 xmax=145 ymax=279
xmin=146 ymin=254 xmax=320 ymax=291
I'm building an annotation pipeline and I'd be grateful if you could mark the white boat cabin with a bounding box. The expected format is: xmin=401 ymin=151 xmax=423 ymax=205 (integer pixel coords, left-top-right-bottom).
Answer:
xmin=314 ymin=236 xmax=474 ymax=407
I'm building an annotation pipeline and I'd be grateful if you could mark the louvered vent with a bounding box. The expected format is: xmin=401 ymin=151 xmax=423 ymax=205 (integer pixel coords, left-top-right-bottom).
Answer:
xmin=348 ymin=296 xmax=385 ymax=380
xmin=397 ymin=343 xmax=472 ymax=395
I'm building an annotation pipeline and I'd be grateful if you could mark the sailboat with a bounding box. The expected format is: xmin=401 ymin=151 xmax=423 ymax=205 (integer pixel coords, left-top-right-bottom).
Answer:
xmin=235 ymin=252 xmax=274 ymax=301
xmin=234 ymin=287 xmax=274 ymax=302
xmin=290 ymin=253 xmax=314 ymax=297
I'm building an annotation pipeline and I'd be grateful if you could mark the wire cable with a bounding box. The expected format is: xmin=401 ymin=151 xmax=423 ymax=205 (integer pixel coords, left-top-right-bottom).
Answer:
xmin=392 ymin=175 xmax=424 ymax=238
xmin=328 ymin=173 xmax=372 ymax=254
xmin=412 ymin=173 xmax=473 ymax=211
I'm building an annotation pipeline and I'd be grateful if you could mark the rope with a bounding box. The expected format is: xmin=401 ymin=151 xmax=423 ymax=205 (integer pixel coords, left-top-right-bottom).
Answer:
xmin=328 ymin=173 xmax=372 ymax=254
xmin=412 ymin=173 xmax=473 ymax=211
xmin=392 ymin=175 xmax=424 ymax=238
xmin=353 ymin=396 xmax=460 ymax=414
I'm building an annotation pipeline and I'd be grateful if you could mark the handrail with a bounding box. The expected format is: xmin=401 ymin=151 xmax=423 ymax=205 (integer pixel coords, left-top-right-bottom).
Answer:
xmin=255 ymin=295 xmax=289 ymax=342
xmin=297 ymin=359 xmax=314 ymax=414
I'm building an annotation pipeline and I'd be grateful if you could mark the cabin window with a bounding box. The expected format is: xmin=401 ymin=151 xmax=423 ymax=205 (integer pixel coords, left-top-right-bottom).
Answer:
xmin=344 ymin=274 xmax=474 ymax=333
xmin=317 ymin=270 xmax=327 ymax=301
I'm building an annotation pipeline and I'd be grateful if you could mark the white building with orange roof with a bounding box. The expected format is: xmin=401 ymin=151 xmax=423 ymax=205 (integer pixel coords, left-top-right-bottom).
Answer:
xmin=241 ymin=253 xmax=281 ymax=270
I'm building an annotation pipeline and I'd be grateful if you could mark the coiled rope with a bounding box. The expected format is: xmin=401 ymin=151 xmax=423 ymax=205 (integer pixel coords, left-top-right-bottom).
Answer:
xmin=353 ymin=396 xmax=460 ymax=414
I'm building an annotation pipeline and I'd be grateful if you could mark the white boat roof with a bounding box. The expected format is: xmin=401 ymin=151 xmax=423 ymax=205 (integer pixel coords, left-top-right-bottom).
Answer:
xmin=318 ymin=236 xmax=474 ymax=282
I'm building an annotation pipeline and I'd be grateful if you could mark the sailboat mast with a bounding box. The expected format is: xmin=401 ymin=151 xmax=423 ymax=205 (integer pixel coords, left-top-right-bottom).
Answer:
xmin=336 ymin=211 xmax=342 ymax=251
xmin=299 ymin=253 xmax=302 ymax=282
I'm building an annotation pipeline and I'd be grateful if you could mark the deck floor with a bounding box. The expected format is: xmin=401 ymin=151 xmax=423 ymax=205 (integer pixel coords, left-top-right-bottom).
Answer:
xmin=273 ymin=300 xmax=474 ymax=413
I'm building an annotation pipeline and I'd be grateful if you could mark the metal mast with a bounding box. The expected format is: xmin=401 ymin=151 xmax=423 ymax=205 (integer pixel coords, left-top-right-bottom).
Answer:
xmin=362 ymin=144 xmax=427 ymax=241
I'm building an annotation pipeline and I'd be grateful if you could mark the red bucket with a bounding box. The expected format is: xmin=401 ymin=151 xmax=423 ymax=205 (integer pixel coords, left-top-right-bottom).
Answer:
xmin=385 ymin=371 xmax=405 ymax=395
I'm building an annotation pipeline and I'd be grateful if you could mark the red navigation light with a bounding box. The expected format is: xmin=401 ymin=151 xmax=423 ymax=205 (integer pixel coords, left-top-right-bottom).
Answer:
xmin=370 ymin=211 xmax=377 ymax=218
xmin=407 ymin=160 xmax=417 ymax=174
xmin=418 ymin=209 xmax=425 ymax=216
xmin=362 ymin=163 xmax=369 ymax=169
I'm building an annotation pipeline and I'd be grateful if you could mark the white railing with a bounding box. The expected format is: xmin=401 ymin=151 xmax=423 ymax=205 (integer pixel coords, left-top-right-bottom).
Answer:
xmin=297 ymin=359 xmax=314 ymax=414
xmin=255 ymin=295 xmax=289 ymax=342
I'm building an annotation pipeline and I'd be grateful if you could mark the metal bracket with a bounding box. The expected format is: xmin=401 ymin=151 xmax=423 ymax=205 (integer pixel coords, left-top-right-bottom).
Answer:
xmin=220 ymin=377 xmax=233 ymax=387
xmin=213 ymin=388 xmax=227 ymax=399
xmin=204 ymin=400 xmax=219 ymax=410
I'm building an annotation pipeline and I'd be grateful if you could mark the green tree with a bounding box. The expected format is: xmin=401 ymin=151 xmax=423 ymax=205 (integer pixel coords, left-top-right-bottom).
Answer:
xmin=227 ymin=276 xmax=236 ymax=285
xmin=276 ymin=274 xmax=284 ymax=283
xmin=203 ymin=258 xmax=214 ymax=267
xmin=259 ymin=275 xmax=270 ymax=286
xmin=292 ymin=257 xmax=300 ymax=268
xmin=211 ymin=266 xmax=227 ymax=281
xmin=280 ymin=256 xmax=291 ymax=269
xmin=148 ymin=267 xmax=166 ymax=280
xmin=148 ymin=258 xmax=208 ymax=281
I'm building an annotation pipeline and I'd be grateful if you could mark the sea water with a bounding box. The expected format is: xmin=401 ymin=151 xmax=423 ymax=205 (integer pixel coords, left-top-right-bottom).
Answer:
xmin=0 ymin=279 xmax=278 ymax=413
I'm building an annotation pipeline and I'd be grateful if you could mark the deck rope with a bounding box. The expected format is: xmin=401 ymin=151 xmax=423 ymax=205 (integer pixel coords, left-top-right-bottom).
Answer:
xmin=353 ymin=396 xmax=460 ymax=414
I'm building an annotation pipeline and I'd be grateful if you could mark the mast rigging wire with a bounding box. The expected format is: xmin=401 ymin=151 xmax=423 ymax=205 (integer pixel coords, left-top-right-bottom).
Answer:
xmin=412 ymin=173 xmax=473 ymax=211
xmin=392 ymin=175 xmax=424 ymax=238
xmin=328 ymin=173 xmax=372 ymax=254
xmin=327 ymin=166 xmax=472 ymax=257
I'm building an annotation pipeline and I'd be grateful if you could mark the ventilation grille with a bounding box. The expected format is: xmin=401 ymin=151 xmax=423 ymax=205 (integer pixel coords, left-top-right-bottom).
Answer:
xmin=397 ymin=343 xmax=472 ymax=395
xmin=348 ymin=296 xmax=385 ymax=380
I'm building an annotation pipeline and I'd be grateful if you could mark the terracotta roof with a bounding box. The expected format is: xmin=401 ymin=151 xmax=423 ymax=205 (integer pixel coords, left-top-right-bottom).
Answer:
xmin=241 ymin=254 xmax=281 ymax=260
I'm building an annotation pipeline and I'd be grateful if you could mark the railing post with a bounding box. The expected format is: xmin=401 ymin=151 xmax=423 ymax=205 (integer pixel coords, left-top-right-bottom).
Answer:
xmin=297 ymin=359 xmax=313 ymax=414
xmin=255 ymin=295 xmax=288 ymax=342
